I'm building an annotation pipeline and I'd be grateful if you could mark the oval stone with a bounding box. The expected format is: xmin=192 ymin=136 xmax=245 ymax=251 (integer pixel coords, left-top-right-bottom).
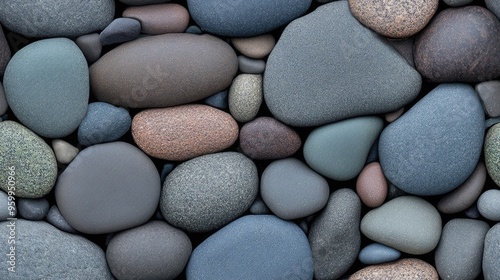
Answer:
xmin=160 ymin=152 xmax=259 ymax=232
xmin=349 ymin=258 xmax=439 ymax=280
xmin=228 ymin=74 xmax=262 ymax=122
xmin=0 ymin=27 xmax=10 ymax=76
xmin=123 ymin=3 xmax=190 ymax=35
xmin=132 ymin=105 xmax=238 ymax=161
xmin=379 ymin=83 xmax=485 ymax=196
xmin=358 ymin=243 xmax=401 ymax=265
xmin=90 ymin=33 xmax=238 ymax=108
xmin=485 ymin=123 xmax=500 ymax=187
xmin=484 ymin=223 xmax=500 ymax=280
xmin=304 ymin=116 xmax=384 ymax=181
xmin=0 ymin=0 xmax=114 ymax=38
xmin=360 ymin=196 xmax=442 ymax=255
xmin=0 ymin=121 xmax=57 ymax=198
xmin=475 ymin=80 xmax=500 ymax=117
xmin=186 ymin=215 xmax=313 ymax=280
xmin=231 ymin=34 xmax=276 ymax=59
xmin=3 ymin=38 xmax=89 ymax=138
xmin=356 ymin=162 xmax=388 ymax=208
xmin=478 ymin=189 xmax=500 ymax=221
xmin=55 ymin=142 xmax=161 ymax=234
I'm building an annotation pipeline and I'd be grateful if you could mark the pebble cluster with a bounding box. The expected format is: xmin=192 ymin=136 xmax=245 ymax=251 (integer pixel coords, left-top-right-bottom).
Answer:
xmin=1 ymin=0 xmax=500 ymax=279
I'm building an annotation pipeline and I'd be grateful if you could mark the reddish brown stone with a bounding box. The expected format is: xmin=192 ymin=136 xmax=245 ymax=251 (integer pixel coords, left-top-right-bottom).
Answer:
xmin=349 ymin=258 xmax=439 ymax=280
xmin=356 ymin=162 xmax=388 ymax=207
xmin=231 ymin=34 xmax=276 ymax=59
xmin=123 ymin=3 xmax=190 ymax=35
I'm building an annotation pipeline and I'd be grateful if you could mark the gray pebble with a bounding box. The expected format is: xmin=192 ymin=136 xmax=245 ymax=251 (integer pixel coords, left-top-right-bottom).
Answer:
xmin=46 ymin=205 xmax=78 ymax=233
xmin=17 ymin=198 xmax=49 ymax=220
xmin=238 ymin=55 xmax=266 ymax=74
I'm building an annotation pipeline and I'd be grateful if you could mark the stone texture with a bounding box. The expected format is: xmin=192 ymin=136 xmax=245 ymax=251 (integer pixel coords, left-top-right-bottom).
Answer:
xmin=51 ymin=139 xmax=79 ymax=164
xmin=414 ymin=6 xmax=500 ymax=82
xmin=485 ymin=123 xmax=500 ymax=187
xmin=0 ymin=191 xmax=14 ymax=220
xmin=387 ymin=37 xmax=414 ymax=66
xmin=132 ymin=105 xmax=238 ymax=161
xmin=444 ymin=0 xmax=473 ymax=6
xmin=160 ymin=152 xmax=258 ymax=232
xmin=90 ymin=33 xmax=238 ymax=108
xmin=123 ymin=3 xmax=190 ymax=35
xmin=0 ymin=81 xmax=7 ymax=115
xmin=476 ymin=80 xmax=500 ymax=117
xmin=264 ymin=1 xmax=421 ymax=127
xmin=484 ymin=223 xmax=500 ymax=280
xmin=0 ymin=26 xmax=10 ymax=76
xmin=228 ymin=74 xmax=262 ymax=122
xmin=356 ymin=162 xmax=388 ymax=208
xmin=99 ymin=18 xmax=141 ymax=46
xmin=486 ymin=0 xmax=500 ymax=20
xmin=349 ymin=258 xmax=439 ymax=280
xmin=358 ymin=243 xmax=401 ymax=265
xmin=17 ymin=198 xmax=49 ymax=220
xmin=478 ymin=189 xmax=500 ymax=221
xmin=309 ymin=189 xmax=362 ymax=280
xmin=46 ymin=205 xmax=77 ymax=233
xmin=119 ymin=0 xmax=169 ymax=5
xmin=204 ymin=90 xmax=228 ymax=109
xmin=75 ymin=33 xmax=102 ymax=64
xmin=238 ymin=56 xmax=266 ymax=74
xmin=349 ymin=0 xmax=438 ymax=38
xmin=385 ymin=108 xmax=405 ymax=123
xmin=231 ymin=34 xmax=276 ymax=59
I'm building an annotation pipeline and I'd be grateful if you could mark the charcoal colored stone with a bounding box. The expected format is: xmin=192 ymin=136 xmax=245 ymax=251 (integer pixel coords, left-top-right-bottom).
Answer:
xmin=75 ymin=33 xmax=102 ymax=63
xmin=17 ymin=198 xmax=49 ymax=220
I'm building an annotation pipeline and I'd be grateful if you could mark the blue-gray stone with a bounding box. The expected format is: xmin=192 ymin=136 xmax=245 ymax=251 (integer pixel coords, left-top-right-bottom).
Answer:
xmin=379 ymin=83 xmax=485 ymax=196
xmin=185 ymin=25 xmax=203 ymax=34
xmin=3 ymin=38 xmax=89 ymax=138
xmin=0 ymin=81 xmax=7 ymax=116
xmin=160 ymin=163 xmax=175 ymax=185
xmin=204 ymin=90 xmax=228 ymax=109
xmin=465 ymin=204 xmax=481 ymax=219
xmin=264 ymin=1 xmax=421 ymax=127
xmin=75 ymin=33 xmax=102 ymax=64
xmin=238 ymin=55 xmax=266 ymax=74
xmin=100 ymin=18 xmax=142 ymax=46
xmin=186 ymin=214 xmax=313 ymax=280
xmin=0 ymin=219 xmax=112 ymax=279
xmin=483 ymin=223 xmax=500 ymax=280
xmin=358 ymin=243 xmax=401 ymax=265
xmin=0 ymin=191 xmax=14 ymax=220
xmin=77 ymin=102 xmax=131 ymax=146
xmin=46 ymin=205 xmax=78 ymax=233
xmin=435 ymin=218 xmax=489 ymax=280
xmin=187 ymin=0 xmax=311 ymax=37
xmin=17 ymin=198 xmax=49 ymax=220
xmin=249 ymin=196 xmax=270 ymax=215
xmin=478 ymin=189 xmax=500 ymax=221
xmin=0 ymin=0 xmax=114 ymax=38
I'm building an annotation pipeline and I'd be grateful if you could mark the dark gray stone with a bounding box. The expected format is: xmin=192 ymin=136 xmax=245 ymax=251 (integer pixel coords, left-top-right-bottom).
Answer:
xmin=100 ymin=18 xmax=141 ymax=46
xmin=238 ymin=55 xmax=265 ymax=74
xmin=46 ymin=205 xmax=78 ymax=233
xmin=0 ymin=81 xmax=7 ymax=115
xmin=204 ymin=90 xmax=228 ymax=109
xmin=486 ymin=0 xmax=500 ymax=21
xmin=476 ymin=80 xmax=500 ymax=117
xmin=483 ymin=223 xmax=500 ymax=280
xmin=249 ymin=196 xmax=270 ymax=214
xmin=17 ymin=198 xmax=49 ymax=220
xmin=0 ymin=191 xmax=14 ymax=220
xmin=0 ymin=26 xmax=10 ymax=76
xmin=75 ymin=33 xmax=102 ymax=63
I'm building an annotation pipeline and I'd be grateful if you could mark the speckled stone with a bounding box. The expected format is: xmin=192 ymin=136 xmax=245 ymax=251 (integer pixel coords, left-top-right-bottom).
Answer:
xmin=46 ymin=205 xmax=78 ymax=233
xmin=437 ymin=162 xmax=486 ymax=214
xmin=228 ymin=74 xmax=262 ymax=122
xmin=414 ymin=6 xmax=500 ymax=82
xmin=349 ymin=258 xmax=439 ymax=280
xmin=18 ymin=198 xmax=49 ymax=220
xmin=485 ymin=123 xmax=500 ymax=187
xmin=478 ymin=189 xmax=500 ymax=221
xmin=0 ymin=121 xmax=57 ymax=198
xmin=358 ymin=243 xmax=401 ymax=265
xmin=0 ymin=191 xmax=14 ymax=220
xmin=239 ymin=116 xmax=301 ymax=160
xmin=349 ymin=0 xmax=438 ymax=38
xmin=238 ymin=56 xmax=266 ymax=74
xmin=356 ymin=162 xmax=388 ymax=208
xmin=486 ymin=0 xmax=500 ymax=20
xmin=90 ymin=33 xmax=238 ymax=108
xmin=123 ymin=3 xmax=190 ymax=35
xmin=51 ymin=139 xmax=79 ymax=165
xmin=444 ymin=0 xmax=474 ymax=6
xmin=99 ymin=18 xmax=141 ymax=46
xmin=106 ymin=221 xmax=192 ymax=280
xmin=231 ymin=34 xmax=276 ymax=59
xmin=476 ymin=80 xmax=500 ymax=117
xmin=132 ymin=105 xmax=238 ymax=161
xmin=484 ymin=223 xmax=500 ymax=280
xmin=0 ymin=26 xmax=10 ymax=76
xmin=160 ymin=152 xmax=258 ymax=232
xmin=0 ymin=82 xmax=7 ymax=116
xmin=75 ymin=33 xmax=102 ymax=64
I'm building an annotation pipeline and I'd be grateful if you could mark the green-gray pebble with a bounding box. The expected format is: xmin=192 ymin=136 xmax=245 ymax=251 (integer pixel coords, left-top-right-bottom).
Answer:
xmin=485 ymin=123 xmax=500 ymax=187
xmin=228 ymin=74 xmax=262 ymax=123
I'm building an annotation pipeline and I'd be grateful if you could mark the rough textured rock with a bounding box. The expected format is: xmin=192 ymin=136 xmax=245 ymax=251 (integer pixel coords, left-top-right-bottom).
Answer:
xmin=349 ymin=258 xmax=439 ymax=280
xmin=228 ymin=74 xmax=262 ymax=122
xmin=485 ymin=123 xmax=500 ymax=187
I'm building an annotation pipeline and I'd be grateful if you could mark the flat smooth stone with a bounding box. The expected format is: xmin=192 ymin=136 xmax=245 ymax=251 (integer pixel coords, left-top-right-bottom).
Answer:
xmin=358 ymin=243 xmax=401 ymax=265
xmin=356 ymin=162 xmax=388 ymax=208
xmin=46 ymin=205 xmax=77 ymax=233
xmin=51 ymin=139 xmax=79 ymax=165
xmin=17 ymin=198 xmax=49 ymax=220
xmin=228 ymin=74 xmax=262 ymax=122
xmin=484 ymin=223 xmax=500 ymax=280
xmin=231 ymin=34 xmax=276 ymax=59
xmin=478 ymin=189 xmax=500 ymax=221
xmin=99 ymin=18 xmax=141 ymax=46
xmin=238 ymin=55 xmax=265 ymax=74
xmin=123 ymin=3 xmax=190 ymax=35
xmin=349 ymin=258 xmax=439 ymax=280
xmin=475 ymin=80 xmax=500 ymax=117
xmin=75 ymin=33 xmax=102 ymax=64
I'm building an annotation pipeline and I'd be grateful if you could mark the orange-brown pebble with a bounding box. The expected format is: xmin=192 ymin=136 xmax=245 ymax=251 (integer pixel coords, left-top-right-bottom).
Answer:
xmin=385 ymin=107 xmax=404 ymax=123
xmin=131 ymin=104 xmax=238 ymax=161
xmin=349 ymin=258 xmax=439 ymax=280
xmin=356 ymin=162 xmax=387 ymax=207
xmin=123 ymin=3 xmax=190 ymax=35
xmin=231 ymin=34 xmax=276 ymax=59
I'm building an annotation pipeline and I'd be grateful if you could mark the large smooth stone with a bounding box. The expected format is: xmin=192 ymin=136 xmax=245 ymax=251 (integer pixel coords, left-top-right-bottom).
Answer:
xmin=90 ymin=33 xmax=238 ymax=108
xmin=435 ymin=218 xmax=489 ymax=280
xmin=264 ymin=1 xmax=421 ymax=127
xmin=309 ymin=189 xmax=362 ymax=280
xmin=0 ymin=220 xmax=112 ymax=279
xmin=379 ymin=83 xmax=484 ymax=196
xmin=349 ymin=258 xmax=438 ymax=280
xmin=414 ymin=6 xmax=500 ymax=82
xmin=483 ymin=223 xmax=500 ymax=279
xmin=0 ymin=0 xmax=114 ymax=38
xmin=186 ymin=215 xmax=313 ymax=280
xmin=160 ymin=152 xmax=258 ymax=232
xmin=304 ymin=116 xmax=383 ymax=181
xmin=0 ymin=121 xmax=57 ymax=198
xmin=132 ymin=105 xmax=238 ymax=161
xmin=3 ymin=38 xmax=89 ymax=138
xmin=55 ymin=142 xmax=161 ymax=234
xmin=187 ymin=0 xmax=312 ymax=37
xmin=360 ymin=196 xmax=442 ymax=255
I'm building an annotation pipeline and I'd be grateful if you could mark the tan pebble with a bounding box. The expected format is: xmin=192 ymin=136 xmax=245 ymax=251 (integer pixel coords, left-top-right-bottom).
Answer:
xmin=356 ymin=162 xmax=387 ymax=207
xmin=123 ymin=3 xmax=190 ymax=35
xmin=131 ymin=104 xmax=238 ymax=161
xmin=349 ymin=258 xmax=439 ymax=280
xmin=385 ymin=107 xmax=405 ymax=122
xmin=52 ymin=139 xmax=79 ymax=164
xmin=231 ymin=34 xmax=276 ymax=59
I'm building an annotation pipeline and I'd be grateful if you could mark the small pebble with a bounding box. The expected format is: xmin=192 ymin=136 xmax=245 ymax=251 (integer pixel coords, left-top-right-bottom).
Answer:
xmin=476 ymin=80 xmax=500 ymax=117
xmin=358 ymin=243 xmax=401 ymax=265
xmin=46 ymin=205 xmax=78 ymax=233
xmin=204 ymin=90 xmax=228 ymax=109
xmin=17 ymin=198 xmax=49 ymax=220
xmin=249 ymin=196 xmax=270 ymax=215
xmin=51 ymin=139 xmax=79 ymax=165
xmin=238 ymin=55 xmax=266 ymax=74
xmin=349 ymin=258 xmax=439 ymax=280
xmin=123 ymin=3 xmax=190 ymax=35
xmin=100 ymin=18 xmax=141 ymax=46
xmin=356 ymin=162 xmax=388 ymax=208
xmin=228 ymin=74 xmax=262 ymax=122
xmin=384 ymin=108 xmax=404 ymax=123
xmin=0 ymin=82 xmax=8 ymax=116
xmin=75 ymin=33 xmax=102 ymax=64
xmin=0 ymin=26 xmax=10 ymax=76
xmin=478 ymin=189 xmax=500 ymax=221
xmin=231 ymin=34 xmax=276 ymax=59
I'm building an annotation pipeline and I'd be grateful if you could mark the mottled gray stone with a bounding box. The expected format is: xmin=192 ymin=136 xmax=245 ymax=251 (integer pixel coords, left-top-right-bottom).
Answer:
xmin=483 ymin=223 xmax=500 ymax=280
xmin=46 ymin=205 xmax=78 ymax=233
xmin=17 ymin=198 xmax=49 ymax=220
xmin=478 ymin=189 xmax=500 ymax=221
xmin=51 ymin=139 xmax=79 ymax=164
xmin=228 ymin=74 xmax=262 ymax=122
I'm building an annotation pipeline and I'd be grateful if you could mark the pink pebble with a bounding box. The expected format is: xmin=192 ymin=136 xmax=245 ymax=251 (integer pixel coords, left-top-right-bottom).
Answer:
xmin=356 ymin=162 xmax=388 ymax=207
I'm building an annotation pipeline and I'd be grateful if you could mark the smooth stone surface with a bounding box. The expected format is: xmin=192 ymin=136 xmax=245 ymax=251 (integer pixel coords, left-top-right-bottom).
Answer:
xmin=309 ymin=189 xmax=362 ymax=280
xmin=435 ymin=218 xmax=489 ymax=280
xmin=119 ymin=0 xmax=169 ymax=5
xmin=486 ymin=0 xmax=500 ymax=22
xmin=0 ymin=82 xmax=7 ymax=115
xmin=185 ymin=25 xmax=202 ymax=34
xmin=444 ymin=0 xmax=473 ymax=6
xmin=358 ymin=243 xmax=400 ymax=265
xmin=379 ymin=83 xmax=485 ymax=196
xmin=3 ymin=38 xmax=89 ymax=138
xmin=414 ymin=6 xmax=500 ymax=82
xmin=55 ymin=142 xmax=161 ymax=234
xmin=437 ymin=162 xmax=486 ymax=214
xmin=349 ymin=258 xmax=439 ymax=280
xmin=75 ymin=33 xmax=102 ymax=64
xmin=231 ymin=34 xmax=276 ymax=59
xmin=261 ymin=158 xmax=329 ymax=220
xmin=186 ymin=215 xmax=313 ymax=280
xmin=361 ymin=196 xmax=442 ymax=255
xmin=356 ymin=162 xmax=388 ymax=208
xmin=384 ymin=107 xmax=405 ymax=123
xmin=0 ymin=121 xmax=57 ymax=198
xmin=249 ymin=196 xmax=270 ymax=215
xmin=349 ymin=0 xmax=438 ymax=38
xmin=264 ymin=1 xmax=421 ymax=127
xmin=160 ymin=152 xmax=258 ymax=232
xmin=304 ymin=116 xmax=384 ymax=181
xmin=46 ymin=205 xmax=77 ymax=233
xmin=465 ymin=204 xmax=481 ymax=219
xmin=107 ymin=221 xmax=192 ymax=280
xmin=486 ymin=117 xmax=500 ymax=128
xmin=484 ymin=223 xmax=500 ymax=280
xmin=0 ymin=220 xmax=112 ymax=279
xmin=51 ymin=139 xmax=79 ymax=165
xmin=100 ymin=18 xmax=141 ymax=46
xmin=228 ymin=74 xmax=262 ymax=122
xmin=204 ymin=90 xmax=228 ymax=109
xmin=238 ymin=55 xmax=266 ymax=74
xmin=123 ymin=3 xmax=190 ymax=35
xmin=132 ymin=105 xmax=238 ymax=161
xmin=0 ymin=191 xmax=14 ymax=220
xmin=485 ymin=123 xmax=500 ymax=187
xmin=78 ymin=102 xmax=131 ymax=146
xmin=0 ymin=0 xmax=114 ymax=38
xmin=187 ymin=0 xmax=312 ymax=37
xmin=18 ymin=198 xmax=49 ymax=220
xmin=91 ymin=33 xmax=237 ymax=108
xmin=239 ymin=116 xmax=302 ymax=160
xmin=478 ymin=189 xmax=500 ymax=221
xmin=387 ymin=37 xmax=415 ymax=66
xmin=0 ymin=26 xmax=10 ymax=76
xmin=476 ymin=80 xmax=500 ymax=117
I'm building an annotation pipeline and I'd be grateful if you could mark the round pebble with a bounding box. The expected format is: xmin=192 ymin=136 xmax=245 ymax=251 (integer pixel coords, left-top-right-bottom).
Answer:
xmin=249 ymin=196 xmax=270 ymax=215
xmin=356 ymin=162 xmax=388 ymax=208
xmin=478 ymin=189 xmax=500 ymax=221
xmin=485 ymin=123 xmax=500 ymax=187
xmin=123 ymin=3 xmax=190 ymax=35
xmin=358 ymin=243 xmax=401 ymax=265
xmin=46 ymin=205 xmax=78 ymax=233
xmin=51 ymin=139 xmax=79 ymax=165
xmin=231 ymin=34 xmax=276 ymax=59
xmin=228 ymin=74 xmax=262 ymax=122
xmin=349 ymin=258 xmax=439 ymax=280
xmin=17 ymin=198 xmax=49 ymax=220
xmin=237 ymin=55 xmax=266 ymax=74
xmin=99 ymin=17 xmax=141 ymax=46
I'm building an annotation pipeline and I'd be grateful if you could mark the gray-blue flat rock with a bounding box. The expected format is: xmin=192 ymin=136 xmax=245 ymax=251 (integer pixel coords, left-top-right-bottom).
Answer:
xmin=17 ymin=198 xmax=49 ymax=220
xmin=483 ymin=223 xmax=500 ymax=280
xmin=264 ymin=1 xmax=421 ymax=127
xmin=46 ymin=205 xmax=78 ymax=233
xmin=478 ymin=189 xmax=500 ymax=221
xmin=100 ymin=18 xmax=141 ymax=46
